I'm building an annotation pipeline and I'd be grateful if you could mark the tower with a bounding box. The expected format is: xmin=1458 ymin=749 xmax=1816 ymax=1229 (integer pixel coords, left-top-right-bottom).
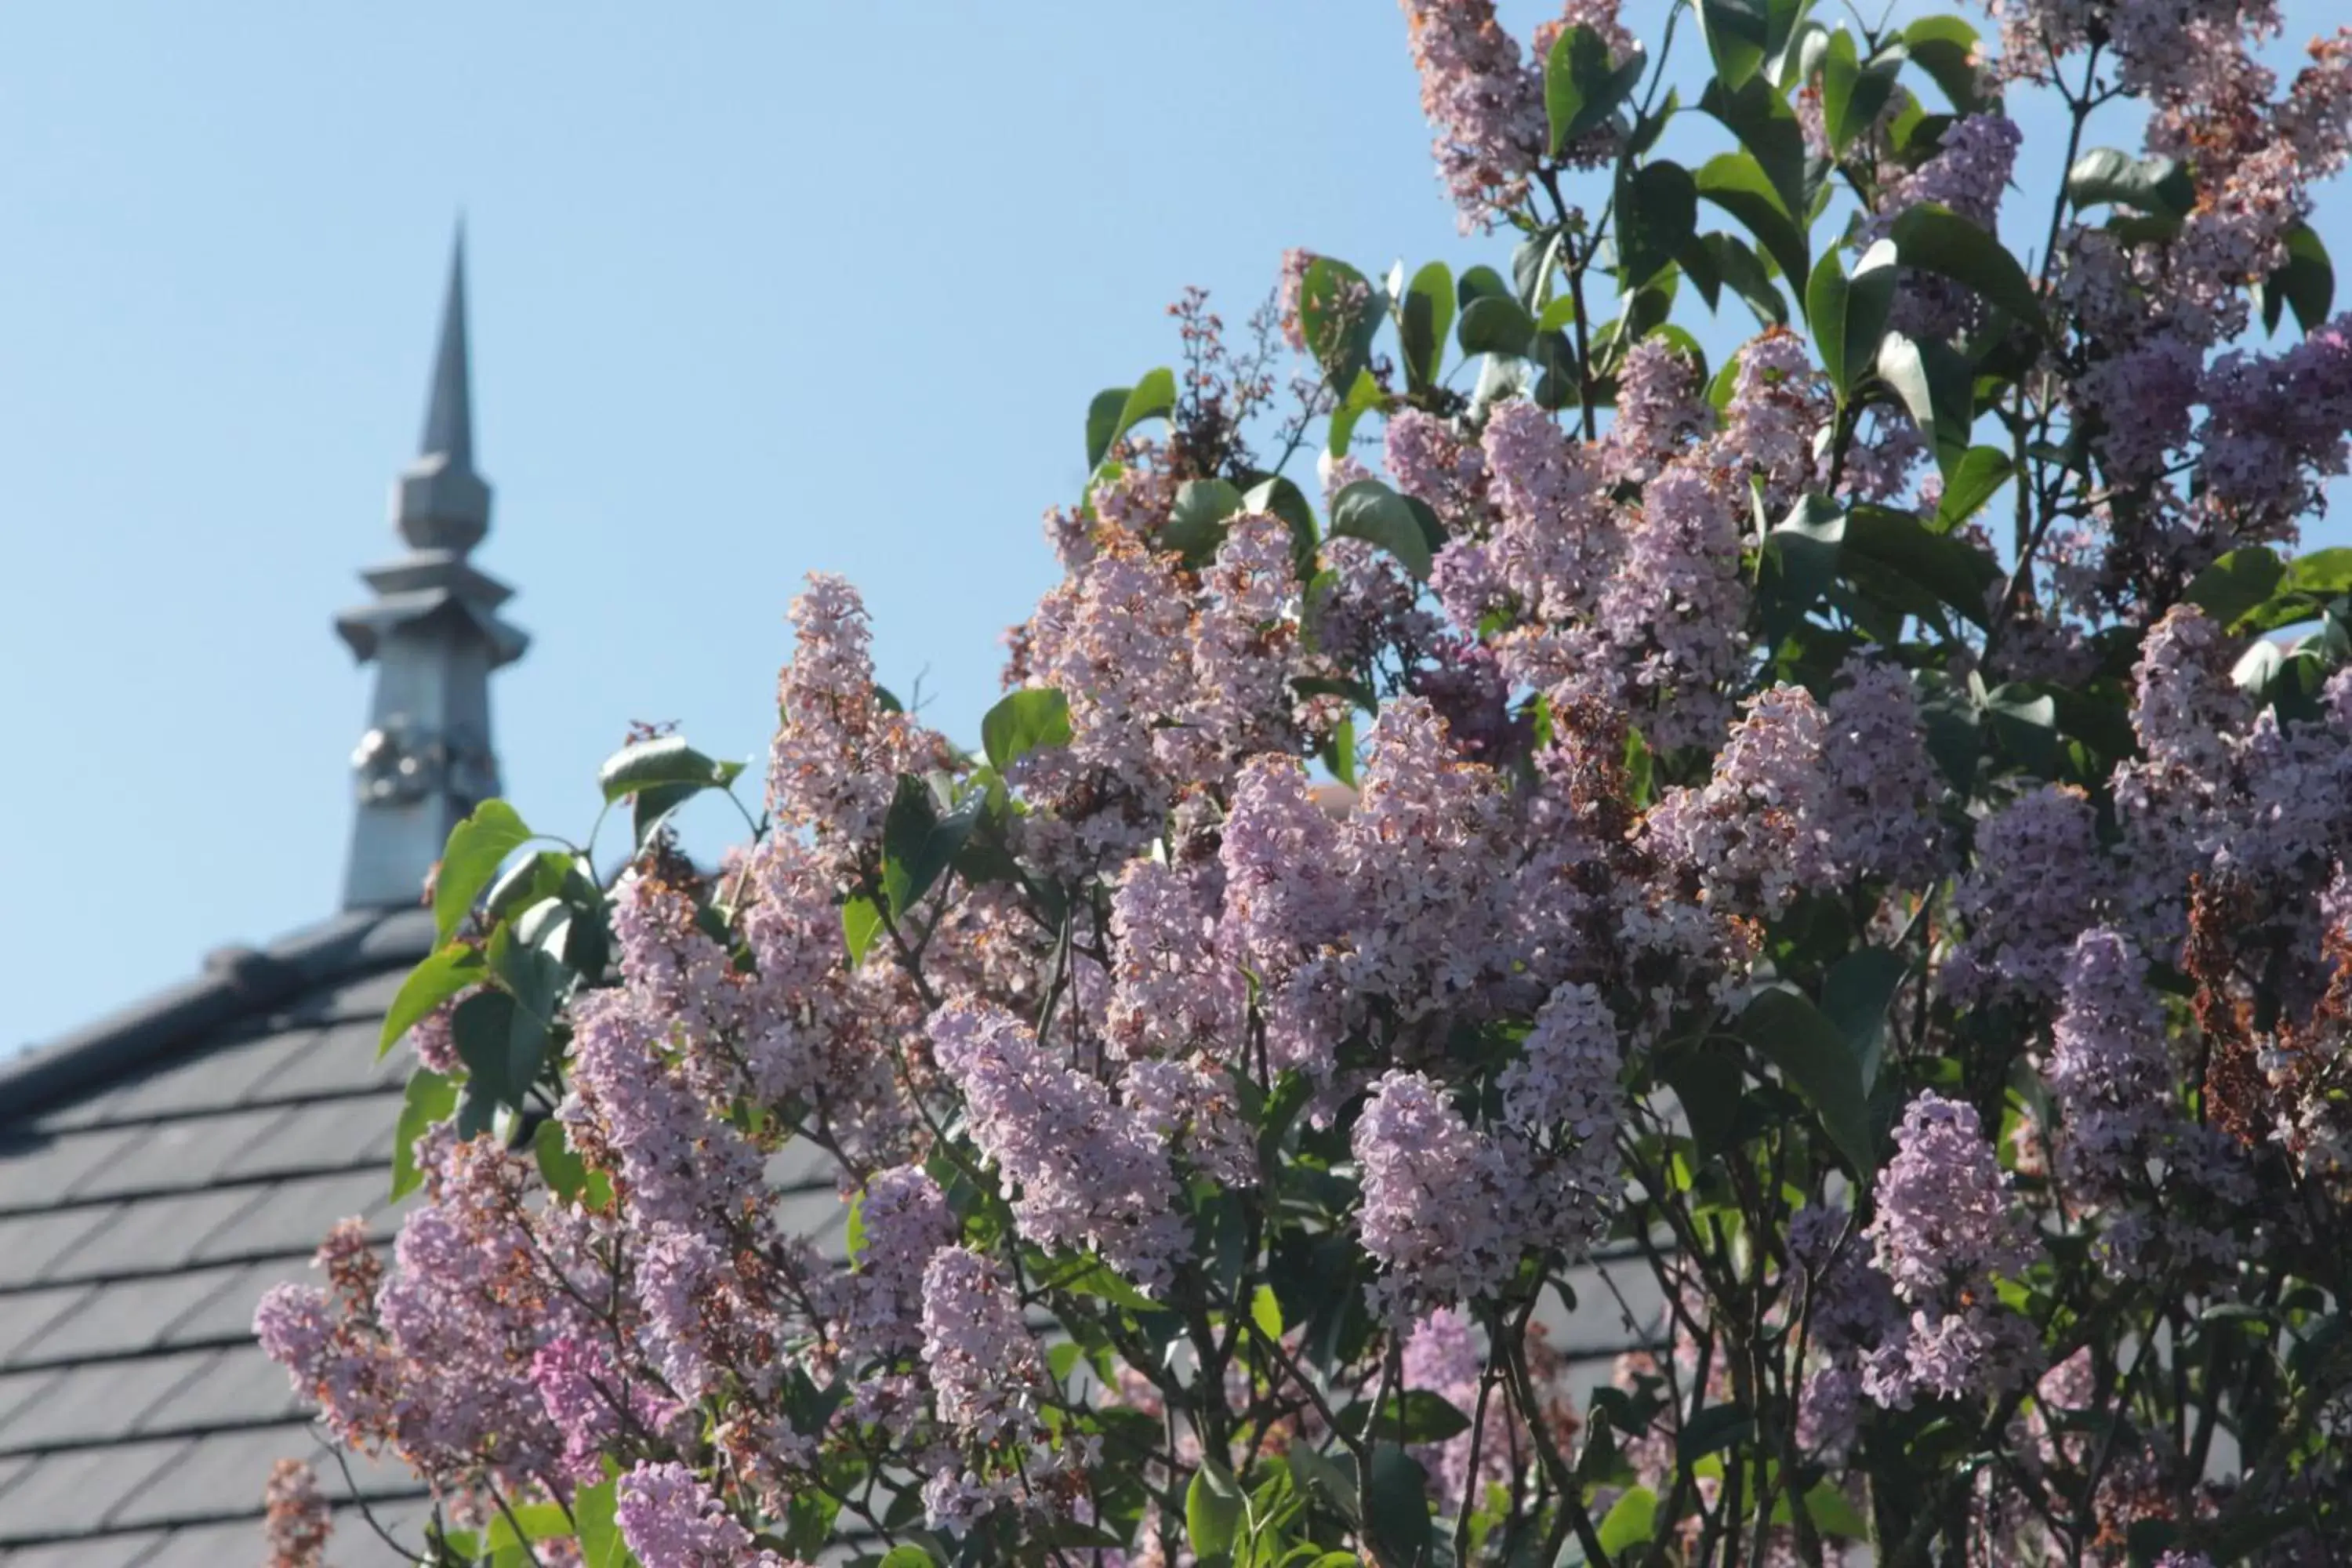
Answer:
xmin=336 ymin=229 xmax=528 ymax=909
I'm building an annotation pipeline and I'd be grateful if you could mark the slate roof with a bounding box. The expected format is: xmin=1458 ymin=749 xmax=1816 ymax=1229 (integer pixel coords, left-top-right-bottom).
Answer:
xmin=0 ymin=902 xmax=860 ymax=1567
xmin=0 ymin=906 xmax=438 ymax=1565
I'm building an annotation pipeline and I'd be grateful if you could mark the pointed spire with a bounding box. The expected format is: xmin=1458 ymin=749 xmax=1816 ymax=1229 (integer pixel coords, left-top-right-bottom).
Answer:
xmin=339 ymin=230 xmax=528 ymax=910
xmin=419 ymin=223 xmax=474 ymax=470
xmin=394 ymin=221 xmax=491 ymax=554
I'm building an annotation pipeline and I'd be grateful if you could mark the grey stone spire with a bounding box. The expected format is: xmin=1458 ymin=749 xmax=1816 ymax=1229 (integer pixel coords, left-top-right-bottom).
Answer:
xmin=336 ymin=229 xmax=529 ymax=909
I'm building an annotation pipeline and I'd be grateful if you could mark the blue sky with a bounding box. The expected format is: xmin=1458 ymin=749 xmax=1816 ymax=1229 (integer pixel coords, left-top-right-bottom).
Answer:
xmin=4 ymin=2 xmax=2347 ymax=1051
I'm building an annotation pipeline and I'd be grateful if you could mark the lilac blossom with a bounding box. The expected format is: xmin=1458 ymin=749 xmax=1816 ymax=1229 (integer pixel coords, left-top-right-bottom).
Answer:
xmin=1864 ymin=1094 xmax=2042 ymax=1403
xmin=768 ymin=575 xmax=942 ymax=870
xmin=833 ymin=1164 xmax=956 ymax=1360
xmin=1604 ymin=336 xmax=1714 ymax=486
xmin=929 ymin=1004 xmax=1189 ymax=1292
xmin=1353 ymin=1070 xmax=1517 ymax=1317
xmin=1642 ymin=684 xmax=1837 ymax=920
xmin=263 ymin=1460 xmax=331 ymax=1568
xmin=920 ymin=1247 xmax=1046 ymax=1444
xmin=1823 ymin=655 xmax=1947 ymax=887
xmin=617 ymin=1461 xmax=793 ymax=1568
xmin=1589 ymin=462 xmax=1748 ymax=750
xmin=1944 ymin=784 xmax=2117 ymax=1009
xmin=1398 ymin=0 xmax=1547 ymax=229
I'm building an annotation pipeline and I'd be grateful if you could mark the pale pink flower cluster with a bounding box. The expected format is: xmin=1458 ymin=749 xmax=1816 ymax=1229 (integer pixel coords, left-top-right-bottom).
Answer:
xmin=1864 ymin=1094 xmax=2043 ymax=1404
xmin=931 ymin=1004 xmax=1189 ymax=1292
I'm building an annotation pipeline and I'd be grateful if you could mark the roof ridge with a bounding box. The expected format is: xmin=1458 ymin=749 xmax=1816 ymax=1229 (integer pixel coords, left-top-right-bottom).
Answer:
xmin=0 ymin=908 xmax=436 ymax=1128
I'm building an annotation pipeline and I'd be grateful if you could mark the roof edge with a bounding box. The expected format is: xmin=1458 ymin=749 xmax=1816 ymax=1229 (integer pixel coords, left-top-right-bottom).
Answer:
xmin=2 ymin=907 xmax=437 ymax=1125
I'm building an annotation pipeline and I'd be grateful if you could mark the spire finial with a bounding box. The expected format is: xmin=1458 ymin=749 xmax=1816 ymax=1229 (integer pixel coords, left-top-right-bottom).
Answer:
xmin=394 ymin=220 xmax=491 ymax=553
xmin=420 ymin=221 xmax=474 ymax=469
xmin=339 ymin=230 xmax=528 ymax=910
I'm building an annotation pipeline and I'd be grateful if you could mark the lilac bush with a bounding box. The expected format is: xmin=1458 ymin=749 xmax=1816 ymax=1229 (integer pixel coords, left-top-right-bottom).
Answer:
xmin=260 ymin=2 xmax=2352 ymax=1564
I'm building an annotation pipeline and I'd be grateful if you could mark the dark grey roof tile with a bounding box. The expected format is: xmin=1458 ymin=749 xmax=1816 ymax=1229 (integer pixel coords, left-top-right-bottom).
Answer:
xmin=109 ymin=1424 xmax=423 ymax=1531
xmin=103 ymin=1425 xmax=290 ymax=1529
xmin=0 ymin=1207 xmax=120 ymax=1290
xmin=255 ymin=1019 xmax=410 ymax=1102
xmin=216 ymin=1098 xmax=396 ymax=1183
xmin=67 ymin=1108 xmax=299 ymax=1203
xmin=132 ymin=1520 xmax=256 ymax=1567
xmin=9 ymin=1268 xmax=245 ymax=1367
xmin=0 ymin=1439 xmax=187 ymax=1541
xmin=153 ymin=1260 xmax=307 ymax=1350
xmin=0 ymin=1533 xmax=168 ymax=1566
xmin=0 ymin=1354 xmax=212 ymax=1454
xmin=0 ymin=1287 xmax=94 ymax=1369
xmin=0 ymin=1372 xmax=62 ymax=1436
xmin=25 ymin=1080 xmax=130 ymax=1134
xmin=188 ymin=1171 xmax=389 ymax=1265
xmin=44 ymin=1189 xmax=271 ymax=1283
xmin=92 ymin=1028 xmax=320 ymax=1127
xmin=133 ymin=1347 xmax=302 ymax=1436
xmin=0 ymin=1127 xmax=144 ymax=1215
xmin=263 ymin=967 xmax=412 ymax=1031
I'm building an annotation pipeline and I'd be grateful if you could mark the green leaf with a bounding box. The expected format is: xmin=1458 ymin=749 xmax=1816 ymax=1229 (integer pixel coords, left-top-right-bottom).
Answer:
xmin=1936 ymin=445 xmax=2013 ymax=532
xmin=1301 ymin=259 xmax=1380 ymax=391
xmin=1546 ymin=24 xmax=1645 ymax=154
xmin=1597 ymin=1486 xmax=1660 ymax=1555
xmin=1876 ymin=331 xmax=1974 ymax=472
xmin=2066 ymin=148 xmax=2194 ymax=217
xmin=874 ymin=1550 xmax=935 ymax=1568
xmin=1903 ymin=16 xmax=1987 ymax=114
xmin=1818 ymin=30 xmax=1896 ymax=155
xmin=1889 ymin=203 xmax=2047 ymax=339
xmin=1770 ymin=1479 xmax=1869 ymax=1538
xmin=450 ymin=987 xmax=526 ymax=1105
xmin=1695 ymin=151 xmax=1810 ymax=288
xmin=981 ymin=688 xmax=1075 ymax=773
xmin=1698 ymin=0 xmax=1771 ymax=91
xmin=1618 ymin=160 xmax=1698 ymax=286
xmin=1457 ymin=295 xmax=1537 ymax=359
xmin=390 ymin=1069 xmax=457 ymax=1200
xmin=434 ymin=799 xmax=532 ymax=945
xmin=1707 ymin=230 xmax=1789 ymax=326
xmin=1843 ymin=505 xmax=2001 ymax=629
xmin=2288 ymin=546 xmax=2352 ymax=599
xmin=1700 ymin=74 xmax=1808 ymax=227
xmin=1980 ymin=680 xmax=2060 ymax=775
xmin=1250 ymin=1283 xmax=1284 ymax=1343
xmin=1086 ymin=368 xmax=1178 ymax=469
xmin=574 ymin=1479 xmax=637 ymax=1568
xmin=486 ymin=1503 xmax=572 ymax=1551
xmin=533 ymin=1117 xmax=591 ymax=1202
xmin=2265 ymin=223 xmax=2336 ymax=336
xmin=1330 ymin=479 xmax=1436 ymax=581
xmin=1760 ymin=494 xmax=1845 ymax=646
xmin=1187 ymin=1461 xmax=1243 ymax=1563
xmin=1675 ymin=1403 xmax=1756 ymax=1467
xmin=840 ymin=895 xmax=883 ymax=967
xmin=1821 ymin=948 xmax=1907 ymax=1093
xmin=2184 ymin=546 xmax=2286 ymax=631
xmin=1806 ymin=240 xmax=1897 ymax=395
xmin=1359 ymin=1444 xmax=1432 ymax=1568
xmin=1737 ymin=985 xmax=1877 ymax=1177
xmin=1051 ymin=1256 xmax=1162 ymax=1312
xmin=597 ymin=735 xmax=741 ymax=804
xmin=881 ymin=775 xmax=983 ymax=920
xmin=379 ymin=942 xmax=485 ymax=1059
xmin=1660 ymin=1040 xmax=1744 ymax=1162
xmin=1336 ymin=1389 xmax=1474 ymax=1444
xmin=1399 ymin=261 xmax=1455 ymax=389
xmin=1456 ymin=264 xmax=1511 ymax=310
